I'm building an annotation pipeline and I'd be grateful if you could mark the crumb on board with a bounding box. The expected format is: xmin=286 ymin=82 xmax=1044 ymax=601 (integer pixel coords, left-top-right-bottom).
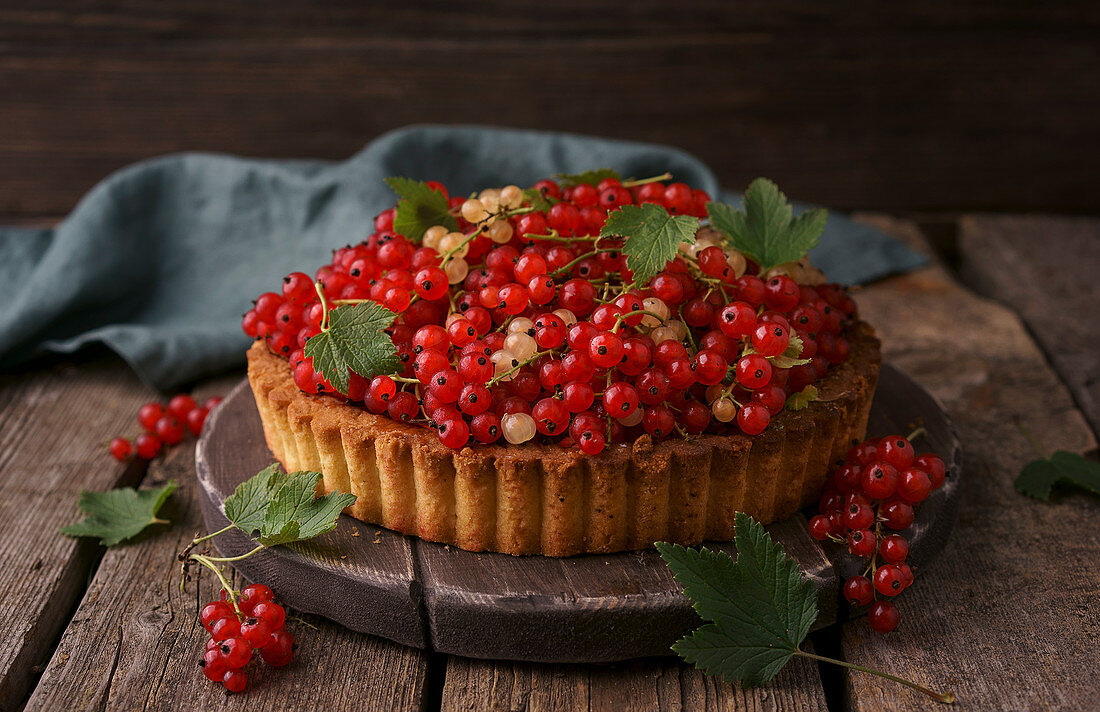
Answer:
xmin=351 ymin=530 xmax=360 ymax=537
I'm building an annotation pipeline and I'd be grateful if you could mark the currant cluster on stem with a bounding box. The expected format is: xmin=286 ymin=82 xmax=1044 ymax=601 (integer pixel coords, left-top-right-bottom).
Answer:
xmin=242 ymin=174 xmax=858 ymax=454
xmin=109 ymin=393 xmax=223 ymax=462
xmin=198 ymin=583 xmax=296 ymax=693
xmin=807 ymin=433 xmax=946 ymax=634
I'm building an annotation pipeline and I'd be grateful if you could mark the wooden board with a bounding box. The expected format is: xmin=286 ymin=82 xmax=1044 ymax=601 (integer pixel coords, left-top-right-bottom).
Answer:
xmin=840 ymin=215 xmax=1100 ymax=710
xmin=196 ymin=362 xmax=960 ymax=663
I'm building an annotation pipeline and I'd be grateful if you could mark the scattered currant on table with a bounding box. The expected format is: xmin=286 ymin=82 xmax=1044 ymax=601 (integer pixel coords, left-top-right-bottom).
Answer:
xmin=807 ymin=431 xmax=947 ymax=634
xmin=181 ymin=464 xmax=356 ymax=694
xmin=197 ymin=582 xmax=296 ymax=692
xmin=110 ymin=394 xmax=223 ymax=462
xmin=243 ymin=172 xmax=860 ymax=454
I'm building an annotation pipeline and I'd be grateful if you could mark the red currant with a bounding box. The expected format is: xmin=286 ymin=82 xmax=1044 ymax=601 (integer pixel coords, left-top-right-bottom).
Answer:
xmin=438 ymin=419 xmax=470 ymax=448
xmin=251 ymin=601 xmax=286 ymax=630
xmin=239 ymin=583 xmax=274 ymax=615
xmin=868 ymin=600 xmax=900 ymax=633
xmin=808 ymin=514 xmax=833 ymax=540
xmin=735 ymin=354 xmax=772 ymax=390
xmin=847 ymin=528 xmax=877 ymax=557
xmin=240 ymin=616 xmax=272 ymax=649
xmin=222 ymin=669 xmax=247 ymax=693
xmin=109 ymin=437 xmax=132 ymax=461
xmin=603 ymin=382 xmax=640 ymax=419
xmin=861 ymin=461 xmax=899 ymax=499
xmin=844 ymin=575 xmax=874 ymax=606
xmin=167 ymin=394 xmax=197 ymax=421
xmin=879 ymin=534 xmax=909 ymax=563
xmin=137 ymin=402 xmax=165 ymax=432
xmin=877 ymin=435 xmax=915 ymax=469
xmin=260 ymin=629 xmax=296 ymax=667
xmin=897 ymin=467 xmax=932 ymax=503
xmin=873 ymin=564 xmax=905 ymax=597
xmin=737 ymin=403 xmax=771 ymax=435
xmin=134 ymin=433 xmax=163 ymax=460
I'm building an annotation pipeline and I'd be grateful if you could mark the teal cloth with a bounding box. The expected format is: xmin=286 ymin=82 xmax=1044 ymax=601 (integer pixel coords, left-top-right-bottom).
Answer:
xmin=0 ymin=125 xmax=924 ymax=390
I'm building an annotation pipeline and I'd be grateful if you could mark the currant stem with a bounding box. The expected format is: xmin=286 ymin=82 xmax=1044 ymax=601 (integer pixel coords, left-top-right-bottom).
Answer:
xmin=189 ymin=524 xmax=235 ymax=546
xmin=793 ymin=650 xmax=955 ymax=704
xmin=621 ymin=172 xmax=673 ymax=188
xmin=905 ymin=426 xmax=927 ymax=443
xmin=190 ymin=553 xmax=242 ymax=616
xmin=314 ymin=281 xmax=331 ymax=331
xmin=201 ymin=544 xmax=266 ymax=563
xmin=486 ymin=348 xmax=556 ymax=387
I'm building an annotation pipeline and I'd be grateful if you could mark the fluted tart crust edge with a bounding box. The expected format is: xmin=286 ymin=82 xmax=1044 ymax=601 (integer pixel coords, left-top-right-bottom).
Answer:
xmin=245 ymin=323 xmax=880 ymax=556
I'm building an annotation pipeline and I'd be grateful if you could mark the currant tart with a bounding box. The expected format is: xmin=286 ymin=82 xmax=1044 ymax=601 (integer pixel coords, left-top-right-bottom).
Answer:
xmin=243 ymin=174 xmax=880 ymax=556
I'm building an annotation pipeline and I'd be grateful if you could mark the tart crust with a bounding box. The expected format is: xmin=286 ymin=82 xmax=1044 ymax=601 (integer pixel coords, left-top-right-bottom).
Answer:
xmin=246 ymin=323 xmax=880 ymax=556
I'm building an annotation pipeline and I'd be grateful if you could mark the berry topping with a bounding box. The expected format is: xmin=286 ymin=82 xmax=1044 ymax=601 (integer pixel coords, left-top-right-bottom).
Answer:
xmin=245 ymin=174 xmax=855 ymax=456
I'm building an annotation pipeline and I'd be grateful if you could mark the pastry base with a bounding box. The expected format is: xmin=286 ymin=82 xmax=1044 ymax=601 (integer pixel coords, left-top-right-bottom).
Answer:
xmin=246 ymin=324 xmax=879 ymax=556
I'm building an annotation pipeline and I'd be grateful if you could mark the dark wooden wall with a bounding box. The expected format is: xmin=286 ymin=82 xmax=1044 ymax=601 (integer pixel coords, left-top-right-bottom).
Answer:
xmin=1 ymin=1 xmax=1098 ymax=217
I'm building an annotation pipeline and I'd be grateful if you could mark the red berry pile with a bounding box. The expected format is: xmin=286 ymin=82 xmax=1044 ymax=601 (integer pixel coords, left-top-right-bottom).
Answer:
xmin=110 ymin=394 xmax=223 ymax=462
xmin=808 ymin=433 xmax=947 ymax=633
xmin=243 ymin=175 xmax=857 ymax=454
xmin=199 ymin=584 xmax=295 ymax=693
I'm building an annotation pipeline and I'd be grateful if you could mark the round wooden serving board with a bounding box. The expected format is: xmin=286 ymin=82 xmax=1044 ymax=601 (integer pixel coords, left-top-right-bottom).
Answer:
xmin=195 ymin=363 xmax=961 ymax=663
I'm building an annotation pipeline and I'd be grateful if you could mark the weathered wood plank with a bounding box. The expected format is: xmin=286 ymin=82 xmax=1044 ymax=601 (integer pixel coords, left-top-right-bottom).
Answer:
xmin=0 ymin=359 xmax=153 ymax=711
xmin=0 ymin=2 xmax=1098 ymax=216
xmin=838 ymin=215 xmax=1099 ymax=710
xmin=24 ymin=429 xmax=431 ymax=711
xmin=441 ymin=650 xmax=829 ymax=712
xmin=957 ymin=214 xmax=1100 ymax=440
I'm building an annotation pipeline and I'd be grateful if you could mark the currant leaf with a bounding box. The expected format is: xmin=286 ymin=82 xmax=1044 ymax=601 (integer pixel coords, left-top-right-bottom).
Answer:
xmin=657 ymin=512 xmax=818 ymax=686
xmin=603 ymin=203 xmax=700 ymax=286
xmin=785 ymin=385 xmax=820 ymax=411
xmin=554 ymin=168 xmax=621 ymax=187
xmin=61 ymin=481 xmax=176 ymax=546
xmin=304 ymin=301 xmax=401 ymax=393
xmin=384 ymin=176 xmax=458 ymax=241
xmin=258 ymin=472 xmax=356 ymax=546
xmin=707 ymin=179 xmax=826 ymax=273
xmin=768 ymin=331 xmax=812 ymax=369
xmin=1015 ymin=451 xmax=1100 ymax=500
xmin=223 ymin=463 xmax=292 ymax=534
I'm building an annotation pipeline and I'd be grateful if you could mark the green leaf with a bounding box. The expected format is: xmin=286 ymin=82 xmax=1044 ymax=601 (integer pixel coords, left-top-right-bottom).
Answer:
xmin=602 ymin=203 xmax=700 ymax=286
xmin=657 ymin=512 xmax=818 ymax=687
xmin=259 ymin=472 xmax=357 ymax=546
xmin=1015 ymin=451 xmax=1100 ymax=500
xmin=223 ymin=463 xmax=292 ymax=534
xmin=785 ymin=385 xmax=819 ymax=411
xmin=61 ymin=482 xmax=177 ymax=546
xmin=384 ymin=177 xmax=458 ymax=241
xmin=554 ymin=168 xmax=620 ymax=187
xmin=707 ymin=178 xmax=827 ymax=272
xmin=304 ymin=301 xmax=401 ymax=393
xmin=768 ymin=331 xmax=812 ymax=369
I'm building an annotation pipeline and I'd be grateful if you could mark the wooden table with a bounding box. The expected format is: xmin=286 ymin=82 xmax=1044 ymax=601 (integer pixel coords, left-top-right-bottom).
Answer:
xmin=1 ymin=215 xmax=1097 ymax=711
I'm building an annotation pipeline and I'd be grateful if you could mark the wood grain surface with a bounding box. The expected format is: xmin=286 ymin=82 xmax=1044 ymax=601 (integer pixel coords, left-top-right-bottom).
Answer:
xmin=841 ymin=215 xmax=1100 ymax=710
xmin=0 ymin=359 xmax=153 ymax=712
xmin=0 ymin=2 xmax=1098 ymax=217
xmin=957 ymin=214 xmax=1100 ymax=440
xmin=441 ymin=651 xmax=830 ymax=712
xmin=2 ymin=214 xmax=1097 ymax=711
xmin=24 ymin=426 xmax=431 ymax=712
